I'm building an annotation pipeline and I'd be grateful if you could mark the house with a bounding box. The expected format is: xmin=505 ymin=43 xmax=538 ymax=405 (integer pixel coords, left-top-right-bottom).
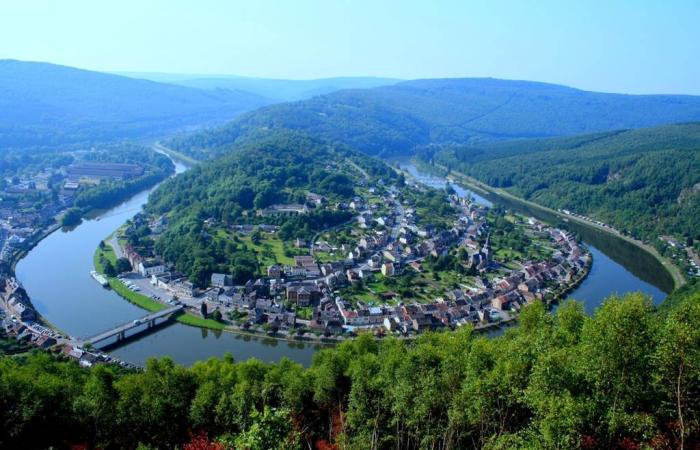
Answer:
xmin=381 ymin=262 xmax=395 ymax=277
xmin=35 ymin=335 xmax=57 ymax=349
xmin=411 ymin=314 xmax=433 ymax=332
xmin=286 ymin=282 xmax=321 ymax=306
xmin=258 ymin=204 xmax=309 ymax=217
xmin=138 ymin=260 xmax=166 ymax=277
xmin=307 ymin=192 xmax=325 ymax=205
xmin=383 ymin=249 xmax=400 ymax=263
xmin=173 ymin=280 xmax=196 ymax=297
xmin=211 ymin=273 xmax=232 ymax=288
xmin=491 ymin=295 xmax=509 ymax=311
xmin=79 ymin=352 xmax=98 ymax=368
xmin=367 ymin=253 xmax=382 ymax=268
xmin=9 ymin=299 xmax=36 ymax=321
xmin=267 ymin=264 xmax=282 ymax=279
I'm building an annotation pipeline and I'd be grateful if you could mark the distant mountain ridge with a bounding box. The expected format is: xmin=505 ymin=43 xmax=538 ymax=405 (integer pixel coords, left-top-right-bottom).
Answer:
xmin=118 ymin=72 xmax=401 ymax=101
xmin=167 ymin=77 xmax=700 ymax=159
xmin=0 ymin=60 xmax=271 ymax=148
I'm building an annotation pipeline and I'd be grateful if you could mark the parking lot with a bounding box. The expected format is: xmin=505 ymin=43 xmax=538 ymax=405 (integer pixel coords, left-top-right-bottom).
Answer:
xmin=119 ymin=273 xmax=179 ymax=304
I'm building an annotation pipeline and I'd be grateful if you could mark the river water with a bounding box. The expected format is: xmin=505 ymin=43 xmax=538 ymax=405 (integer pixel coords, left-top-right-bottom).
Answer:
xmin=15 ymin=160 xmax=321 ymax=366
xmin=15 ymin=159 xmax=669 ymax=367
xmin=398 ymin=161 xmax=669 ymax=311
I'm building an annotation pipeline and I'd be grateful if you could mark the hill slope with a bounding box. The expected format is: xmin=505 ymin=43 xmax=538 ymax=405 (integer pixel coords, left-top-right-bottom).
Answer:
xmin=146 ymin=130 xmax=397 ymax=285
xmin=423 ymin=122 xmax=700 ymax=241
xmin=166 ymin=77 xmax=700 ymax=159
xmin=0 ymin=60 xmax=271 ymax=148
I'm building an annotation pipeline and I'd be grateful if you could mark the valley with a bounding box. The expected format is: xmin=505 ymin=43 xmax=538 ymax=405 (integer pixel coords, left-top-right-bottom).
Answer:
xmin=1 ymin=57 xmax=700 ymax=449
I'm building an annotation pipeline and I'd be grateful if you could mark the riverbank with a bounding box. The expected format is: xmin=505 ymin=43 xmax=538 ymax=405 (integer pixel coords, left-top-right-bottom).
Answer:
xmin=153 ymin=142 xmax=200 ymax=166
xmin=93 ymin=240 xmax=226 ymax=330
xmin=416 ymin=160 xmax=685 ymax=291
xmin=94 ymin=239 xmax=352 ymax=344
xmin=99 ymin=230 xmax=580 ymax=344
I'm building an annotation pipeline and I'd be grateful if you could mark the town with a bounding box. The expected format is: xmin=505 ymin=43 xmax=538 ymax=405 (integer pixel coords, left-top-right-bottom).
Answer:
xmin=1 ymin=157 xmax=149 ymax=265
xmin=0 ymin=148 xmax=172 ymax=365
xmin=103 ymin=171 xmax=590 ymax=340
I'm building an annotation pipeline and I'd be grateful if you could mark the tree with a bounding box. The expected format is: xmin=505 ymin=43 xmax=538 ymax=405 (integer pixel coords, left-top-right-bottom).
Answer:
xmin=73 ymin=365 xmax=119 ymax=446
xmin=115 ymin=257 xmax=132 ymax=274
xmin=223 ymin=407 xmax=299 ymax=450
xmin=101 ymin=256 xmax=116 ymax=277
xmin=200 ymin=302 xmax=208 ymax=318
xmin=212 ymin=310 xmax=223 ymax=322
xmin=62 ymin=207 xmax=83 ymax=227
xmin=654 ymin=302 xmax=700 ymax=449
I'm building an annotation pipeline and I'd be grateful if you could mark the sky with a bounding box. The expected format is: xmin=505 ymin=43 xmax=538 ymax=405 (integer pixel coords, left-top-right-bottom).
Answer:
xmin=0 ymin=0 xmax=699 ymax=94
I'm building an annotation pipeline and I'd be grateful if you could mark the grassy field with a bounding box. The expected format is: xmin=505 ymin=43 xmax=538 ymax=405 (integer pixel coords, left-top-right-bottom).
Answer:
xmin=241 ymin=233 xmax=296 ymax=267
xmin=313 ymin=250 xmax=339 ymax=263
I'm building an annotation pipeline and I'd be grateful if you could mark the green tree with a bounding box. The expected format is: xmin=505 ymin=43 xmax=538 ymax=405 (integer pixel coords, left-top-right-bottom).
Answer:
xmin=115 ymin=257 xmax=132 ymax=274
xmin=654 ymin=301 xmax=700 ymax=449
xmin=226 ymin=407 xmax=299 ymax=450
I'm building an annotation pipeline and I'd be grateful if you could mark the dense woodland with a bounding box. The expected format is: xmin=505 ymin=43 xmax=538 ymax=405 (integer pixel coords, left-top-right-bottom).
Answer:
xmin=0 ymin=60 xmax=268 ymax=149
xmin=166 ymin=78 xmax=700 ymax=160
xmin=146 ymin=131 xmax=398 ymax=286
xmin=1 ymin=285 xmax=699 ymax=449
xmin=420 ymin=123 xmax=700 ymax=241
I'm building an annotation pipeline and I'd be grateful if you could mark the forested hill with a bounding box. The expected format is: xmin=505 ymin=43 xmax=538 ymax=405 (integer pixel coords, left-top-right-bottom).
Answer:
xmin=166 ymin=77 xmax=700 ymax=159
xmin=145 ymin=130 xmax=398 ymax=286
xmin=421 ymin=122 xmax=700 ymax=242
xmin=0 ymin=60 xmax=270 ymax=148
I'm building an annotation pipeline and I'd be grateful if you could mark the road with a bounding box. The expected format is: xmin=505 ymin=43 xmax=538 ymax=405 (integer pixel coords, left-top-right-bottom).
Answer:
xmin=346 ymin=159 xmax=370 ymax=182
xmin=109 ymin=235 xmax=124 ymax=259
xmin=83 ymin=305 xmax=183 ymax=346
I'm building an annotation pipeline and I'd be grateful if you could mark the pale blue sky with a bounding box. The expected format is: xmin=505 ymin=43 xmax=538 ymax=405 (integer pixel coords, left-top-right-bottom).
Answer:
xmin=1 ymin=0 xmax=698 ymax=94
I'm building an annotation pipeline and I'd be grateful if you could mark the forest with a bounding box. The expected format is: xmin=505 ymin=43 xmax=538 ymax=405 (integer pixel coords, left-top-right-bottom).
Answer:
xmin=0 ymin=60 xmax=268 ymax=150
xmin=165 ymin=78 xmax=700 ymax=160
xmin=146 ymin=131 xmax=397 ymax=287
xmin=419 ymin=123 xmax=700 ymax=242
xmin=1 ymin=285 xmax=699 ymax=449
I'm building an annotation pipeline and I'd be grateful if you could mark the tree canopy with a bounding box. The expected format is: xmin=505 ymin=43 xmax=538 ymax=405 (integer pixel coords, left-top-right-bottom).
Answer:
xmin=2 ymin=285 xmax=700 ymax=449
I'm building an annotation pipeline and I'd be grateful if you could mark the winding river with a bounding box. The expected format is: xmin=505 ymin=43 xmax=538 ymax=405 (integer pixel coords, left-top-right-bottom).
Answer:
xmin=15 ymin=160 xmax=669 ymax=367
xmin=15 ymin=160 xmax=321 ymax=366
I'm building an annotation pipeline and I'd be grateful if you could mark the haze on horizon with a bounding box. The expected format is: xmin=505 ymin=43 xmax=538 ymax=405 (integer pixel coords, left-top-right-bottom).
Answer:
xmin=1 ymin=0 xmax=699 ymax=95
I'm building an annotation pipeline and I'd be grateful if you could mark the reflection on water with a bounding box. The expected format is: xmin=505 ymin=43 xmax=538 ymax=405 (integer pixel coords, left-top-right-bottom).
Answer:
xmin=16 ymin=159 xmax=321 ymax=367
xmin=398 ymin=161 xmax=493 ymax=207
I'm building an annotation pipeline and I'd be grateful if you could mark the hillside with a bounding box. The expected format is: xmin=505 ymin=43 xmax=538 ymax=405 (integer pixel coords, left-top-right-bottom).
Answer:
xmin=422 ymin=122 xmax=700 ymax=241
xmin=145 ymin=130 xmax=397 ymax=286
xmin=166 ymin=77 xmax=700 ymax=159
xmin=0 ymin=60 xmax=271 ymax=148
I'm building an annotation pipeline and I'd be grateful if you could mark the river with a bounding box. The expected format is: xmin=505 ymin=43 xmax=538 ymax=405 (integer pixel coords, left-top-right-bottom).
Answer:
xmin=15 ymin=159 xmax=669 ymax=368
xmin=15 ymin=159 xmax=321 ymax=367
xmin=399 ymin=161 xmax=669 ymax=312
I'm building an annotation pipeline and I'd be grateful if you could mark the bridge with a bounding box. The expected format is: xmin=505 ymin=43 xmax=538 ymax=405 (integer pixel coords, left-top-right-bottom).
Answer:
xmin=83 ymin=305 xmax=183 ymax=347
